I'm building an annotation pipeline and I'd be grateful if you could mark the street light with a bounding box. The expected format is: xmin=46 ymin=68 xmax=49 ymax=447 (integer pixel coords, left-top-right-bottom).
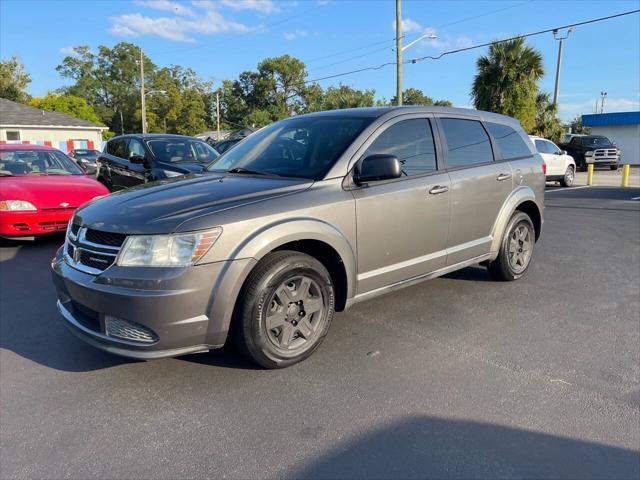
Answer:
xmin=394 ymin=0 xmax=439 ymax=106
xmin=600 ymin=91 xmax=607 ymax=114
xmin=552 ymin=27 xmax=573 ymax=107
xmin=401 ymin=33 xmax=438 ymax=52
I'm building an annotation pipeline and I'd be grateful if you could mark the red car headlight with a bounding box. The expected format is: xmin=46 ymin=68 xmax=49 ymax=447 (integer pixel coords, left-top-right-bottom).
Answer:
xmin=0 ymin=200 xmax=37 ymax=211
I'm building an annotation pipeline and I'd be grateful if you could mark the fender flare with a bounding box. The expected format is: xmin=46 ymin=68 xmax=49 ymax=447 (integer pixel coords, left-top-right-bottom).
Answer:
xmin=489 ymin=186 xmax=541 ymax=257
xmin=230 ymin=217 xmax=357 ymax=300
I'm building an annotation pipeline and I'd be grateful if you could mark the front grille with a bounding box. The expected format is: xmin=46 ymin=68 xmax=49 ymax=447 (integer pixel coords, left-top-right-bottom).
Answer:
xmin=70 ymin=300 xmax=101 ymax=332
xmin=38 ymin=220 xmax=67 ymax=231
xmin=85 ymin=229 xmax=127 ymax=247
xmin=105 ymin=317 xmax=158 ymax=343
xmin=65 ymin=227 xmax=124 ymax=274
xmin=79 ymin=250 xmax=115 ymax=270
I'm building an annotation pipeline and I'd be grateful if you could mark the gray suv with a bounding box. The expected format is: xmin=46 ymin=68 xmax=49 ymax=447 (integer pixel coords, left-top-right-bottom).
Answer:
xmin=52 ymin=107 xmax=545 ymax=368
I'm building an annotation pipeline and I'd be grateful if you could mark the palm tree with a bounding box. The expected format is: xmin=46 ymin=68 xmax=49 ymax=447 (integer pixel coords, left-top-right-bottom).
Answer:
xmin=531 ymin=92 xmax=564 ymax=143
xmin=471 ymin=38 xmax=544 ymax=131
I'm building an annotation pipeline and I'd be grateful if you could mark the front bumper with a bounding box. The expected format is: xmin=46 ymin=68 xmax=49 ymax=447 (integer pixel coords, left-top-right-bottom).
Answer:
xmin=586 ymin=157 xmax=619 ymax=166
xmin=51 ymin=246 xmax=255 ymax=359
xmin=0 ymin=210 xmax=72 ymax=237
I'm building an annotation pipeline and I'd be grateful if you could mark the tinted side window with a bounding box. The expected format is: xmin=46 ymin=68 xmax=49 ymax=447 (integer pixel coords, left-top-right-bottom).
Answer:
xmin=107 ymin=139 xmax=127 ymax=159
xmin=440 ymin=118 xmax=494 ymax=168
xmin=364 ymin=119 xmax=437 ymax=176
xmin=545 ymin=141 xmax=560 ymax=154
xmin=127 ymin=138 xmax=146 ymax=158
xmin=106 ymin=140 xmax=117 ymax=155
xmin=534 ymin=139 xmax=548 ymax=153
xmin=485 ymin=122 xmax=531 ymax=159
xmin=570 ymin=137 xmax=581 ymax=146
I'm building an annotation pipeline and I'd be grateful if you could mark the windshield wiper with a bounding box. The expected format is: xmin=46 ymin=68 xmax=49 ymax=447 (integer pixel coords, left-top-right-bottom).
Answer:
xmin=226 ymin=167 xmax=275 ymax=176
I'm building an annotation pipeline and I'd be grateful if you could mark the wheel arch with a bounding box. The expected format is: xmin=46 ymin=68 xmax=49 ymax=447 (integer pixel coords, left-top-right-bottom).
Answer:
xmin=490 ymin=187 xmax=542 ymax=257
xmin=207 ymin=218 xmax=356 ymax=342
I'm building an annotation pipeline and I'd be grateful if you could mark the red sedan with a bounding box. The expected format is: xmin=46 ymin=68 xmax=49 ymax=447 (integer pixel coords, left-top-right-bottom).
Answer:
xmin=0 ymin=145 xmax=109 ymax=238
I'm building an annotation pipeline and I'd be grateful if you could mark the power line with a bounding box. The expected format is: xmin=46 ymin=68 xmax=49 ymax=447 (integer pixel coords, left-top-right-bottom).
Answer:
xmin=304 ymin=0 xmax=534 ymax=67
xmin=302 ymin=9 xmax=640 ymax=85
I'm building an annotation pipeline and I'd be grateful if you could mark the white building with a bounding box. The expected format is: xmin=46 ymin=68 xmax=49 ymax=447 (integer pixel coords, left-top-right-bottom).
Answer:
xmin=0 ymin=98 xmax=107 ymax=151
xmin=582 ymin=112 xmax=640 ymax=165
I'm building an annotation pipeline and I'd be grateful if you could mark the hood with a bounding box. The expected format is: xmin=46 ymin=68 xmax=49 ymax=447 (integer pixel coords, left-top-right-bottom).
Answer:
xmin=1 ymin=175 xmax=109 ymax=209
xmin=74 ymin=173 xmax=312 ymax=234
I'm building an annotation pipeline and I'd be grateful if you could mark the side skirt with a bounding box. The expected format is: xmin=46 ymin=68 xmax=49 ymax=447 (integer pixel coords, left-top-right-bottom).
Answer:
xmin=347 ymin=253 xmax=492 ymax=307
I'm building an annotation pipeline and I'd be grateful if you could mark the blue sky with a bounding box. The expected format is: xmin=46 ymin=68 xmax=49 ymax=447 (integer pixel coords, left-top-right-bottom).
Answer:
xmin=1 ymin=0 xmax=639 ymax=121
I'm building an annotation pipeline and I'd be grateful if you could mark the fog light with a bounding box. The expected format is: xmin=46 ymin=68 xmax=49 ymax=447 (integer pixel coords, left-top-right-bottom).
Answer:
xmin=104 ymin=315 xmax=158 ymax=343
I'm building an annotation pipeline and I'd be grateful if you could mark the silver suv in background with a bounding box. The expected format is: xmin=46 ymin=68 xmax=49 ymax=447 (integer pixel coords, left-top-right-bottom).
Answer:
xmin=52 ymin=107 xmax=545 ymax=368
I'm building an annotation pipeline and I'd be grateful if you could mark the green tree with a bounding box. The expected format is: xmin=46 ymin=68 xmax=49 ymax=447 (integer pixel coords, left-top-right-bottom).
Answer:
xmin=390 ymin=88 xmax=452 ymax=107
xmin=29 ymin=93 xmax=101 ymax=124
xmin=319 ymin=84 xmax=375 ymax=110
xmin=471 ymin=38 xmax=544 ymax=131
xmin=530 ymin=92 xmax=563 ymax=143
xmin=568 ymin=115 xmax=591 ymax=135
xmin=0 ymin=56 xmax=31 ymax=102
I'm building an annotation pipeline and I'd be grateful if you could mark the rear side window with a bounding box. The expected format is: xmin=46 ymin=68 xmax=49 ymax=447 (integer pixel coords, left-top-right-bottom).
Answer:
xmin=534 ymin=139 xmax=549 ymax=153
xmin=364 ymin=118 xmax=437 ymax=176
xmin=440 ymin=118 xmax=494 ymax=168
xmin=485 ymin=122 xmax=531 ymax=159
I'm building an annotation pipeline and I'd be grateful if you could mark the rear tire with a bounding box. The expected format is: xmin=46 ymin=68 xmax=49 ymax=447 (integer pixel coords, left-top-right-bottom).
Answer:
xmin=559 ymin=165 xmax=575 ymax=187
xmin=487 ymin=212 xmax=535 ymax=282
xmin=232 ymin=251 xmax=335 ymax=369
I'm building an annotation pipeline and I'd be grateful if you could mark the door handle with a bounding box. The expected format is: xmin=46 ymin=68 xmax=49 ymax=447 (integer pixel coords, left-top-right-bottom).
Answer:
xmin=429 ymin=185 xmax=449 ymax=195
xmin=496 ymin=173 xmax=512 ymax=181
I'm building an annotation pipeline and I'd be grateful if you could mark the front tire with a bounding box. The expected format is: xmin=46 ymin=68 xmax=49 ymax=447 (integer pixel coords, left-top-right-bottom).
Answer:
xmin=487 ymin=212 xmax=535 ymax=281
xmin=560 ymin=165 xmax=575 ymax=187
xmin=232 ymin=251 xmax=335 ymax=369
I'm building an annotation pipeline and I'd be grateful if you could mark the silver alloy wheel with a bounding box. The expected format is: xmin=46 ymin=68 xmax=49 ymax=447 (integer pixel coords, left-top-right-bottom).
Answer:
xmin=264 ymin=275 xmax=326 ymax=351
xmin=508 ymin=223 xmax=533 ymax=274
xmin=565 ymin=166 xmax=575 ymax=186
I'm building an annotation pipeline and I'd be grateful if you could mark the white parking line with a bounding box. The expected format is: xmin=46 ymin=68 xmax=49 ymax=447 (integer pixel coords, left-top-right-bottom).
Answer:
xmin=631 ymin=196 xmax=640 ymax=201
xmin=545 ymin=185 xmax=591 ymax=194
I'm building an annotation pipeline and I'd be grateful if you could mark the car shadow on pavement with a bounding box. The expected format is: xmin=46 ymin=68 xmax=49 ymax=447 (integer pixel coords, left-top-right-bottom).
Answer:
xmin=290 ymin=415 xmax=640 ymax=480
xmin=0 ymin=236 xmax=133 ymax=372
xmin=179 ymin=344 xmax=263 ymax=370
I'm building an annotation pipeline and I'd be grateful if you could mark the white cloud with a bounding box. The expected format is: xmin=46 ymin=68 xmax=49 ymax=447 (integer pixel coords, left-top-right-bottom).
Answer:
xmin=194 ymin=0 xmax=280 ymax=14
xmin=59 ymin=46 xmax=79 ymax=56
xmin=134 ymin=0 xmax=195 ymax=16
xmin=558 ymin=97 xmax=640 ymax=121
xmin=109 ymin=10 xmax=258 ymax=43
xmin=284 ymin=29 xmax=308 ymax=41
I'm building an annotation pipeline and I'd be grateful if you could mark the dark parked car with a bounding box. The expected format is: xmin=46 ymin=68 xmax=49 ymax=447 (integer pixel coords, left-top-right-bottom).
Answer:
xmin=53 ymin=107 xmax=544 ymax=368
xmin=559 ymin=135 xmax=620 ymax=171
xmin=68 ymin=149 xmax=101 ymax=175
xmin=209 ymin=127 xmax=258 ymax=154
xmin=97 ymin=134 xmax=219 ymax=191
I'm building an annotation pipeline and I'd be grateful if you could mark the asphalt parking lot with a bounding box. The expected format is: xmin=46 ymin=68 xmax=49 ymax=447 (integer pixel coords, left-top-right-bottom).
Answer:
xmin=1 ymin=186 xmax=639 ymax=479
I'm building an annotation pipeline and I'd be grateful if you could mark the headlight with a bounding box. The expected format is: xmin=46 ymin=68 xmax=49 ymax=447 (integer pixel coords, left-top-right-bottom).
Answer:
xmin=585 ymin=151 xmax=594 ymax=157
xmin=117 ymin=228 xmax=222 ymax=267
xmin=0 ymin=200 xmax=37 ymax=211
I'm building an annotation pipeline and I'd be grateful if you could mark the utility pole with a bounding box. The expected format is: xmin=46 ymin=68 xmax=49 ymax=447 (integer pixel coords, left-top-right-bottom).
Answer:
xmin=216 ymin=91 xmax=221 ymax=140
xmin=140 ymin=48 xmax=146 ymax=134
xmin=600 ymin=91 xmax=607 ymax=114
xmin=552 ymin=27 xmax=573 ymax=107
xmin=119 ymin=110 xmax=124 ymax=135
xmin=395 ymin=0 xmax=402 ymax=106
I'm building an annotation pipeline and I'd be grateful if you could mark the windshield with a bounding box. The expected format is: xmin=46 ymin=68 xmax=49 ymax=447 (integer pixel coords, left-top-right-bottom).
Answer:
xmin=146 ymin=138 xmax=219 ymax=163
xmin=207 ymin=116 xmax=373 ymax=180
xmin=74 ymin=149 xmax=100 ymax=158
xmin=0 ymin=149 xmax=84 ymax=176
xmin=582 ymin=136 xmax=613 ymax=146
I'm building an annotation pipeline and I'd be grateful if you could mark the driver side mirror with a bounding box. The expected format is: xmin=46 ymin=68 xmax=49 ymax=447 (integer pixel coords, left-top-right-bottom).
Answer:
xmin=354 ymin=154 xmax=402 ymax=186
xmin=558 ymin=150 xmax=566 ymax=155
xmin=130 ymin=154 xmax=147 ymax=165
